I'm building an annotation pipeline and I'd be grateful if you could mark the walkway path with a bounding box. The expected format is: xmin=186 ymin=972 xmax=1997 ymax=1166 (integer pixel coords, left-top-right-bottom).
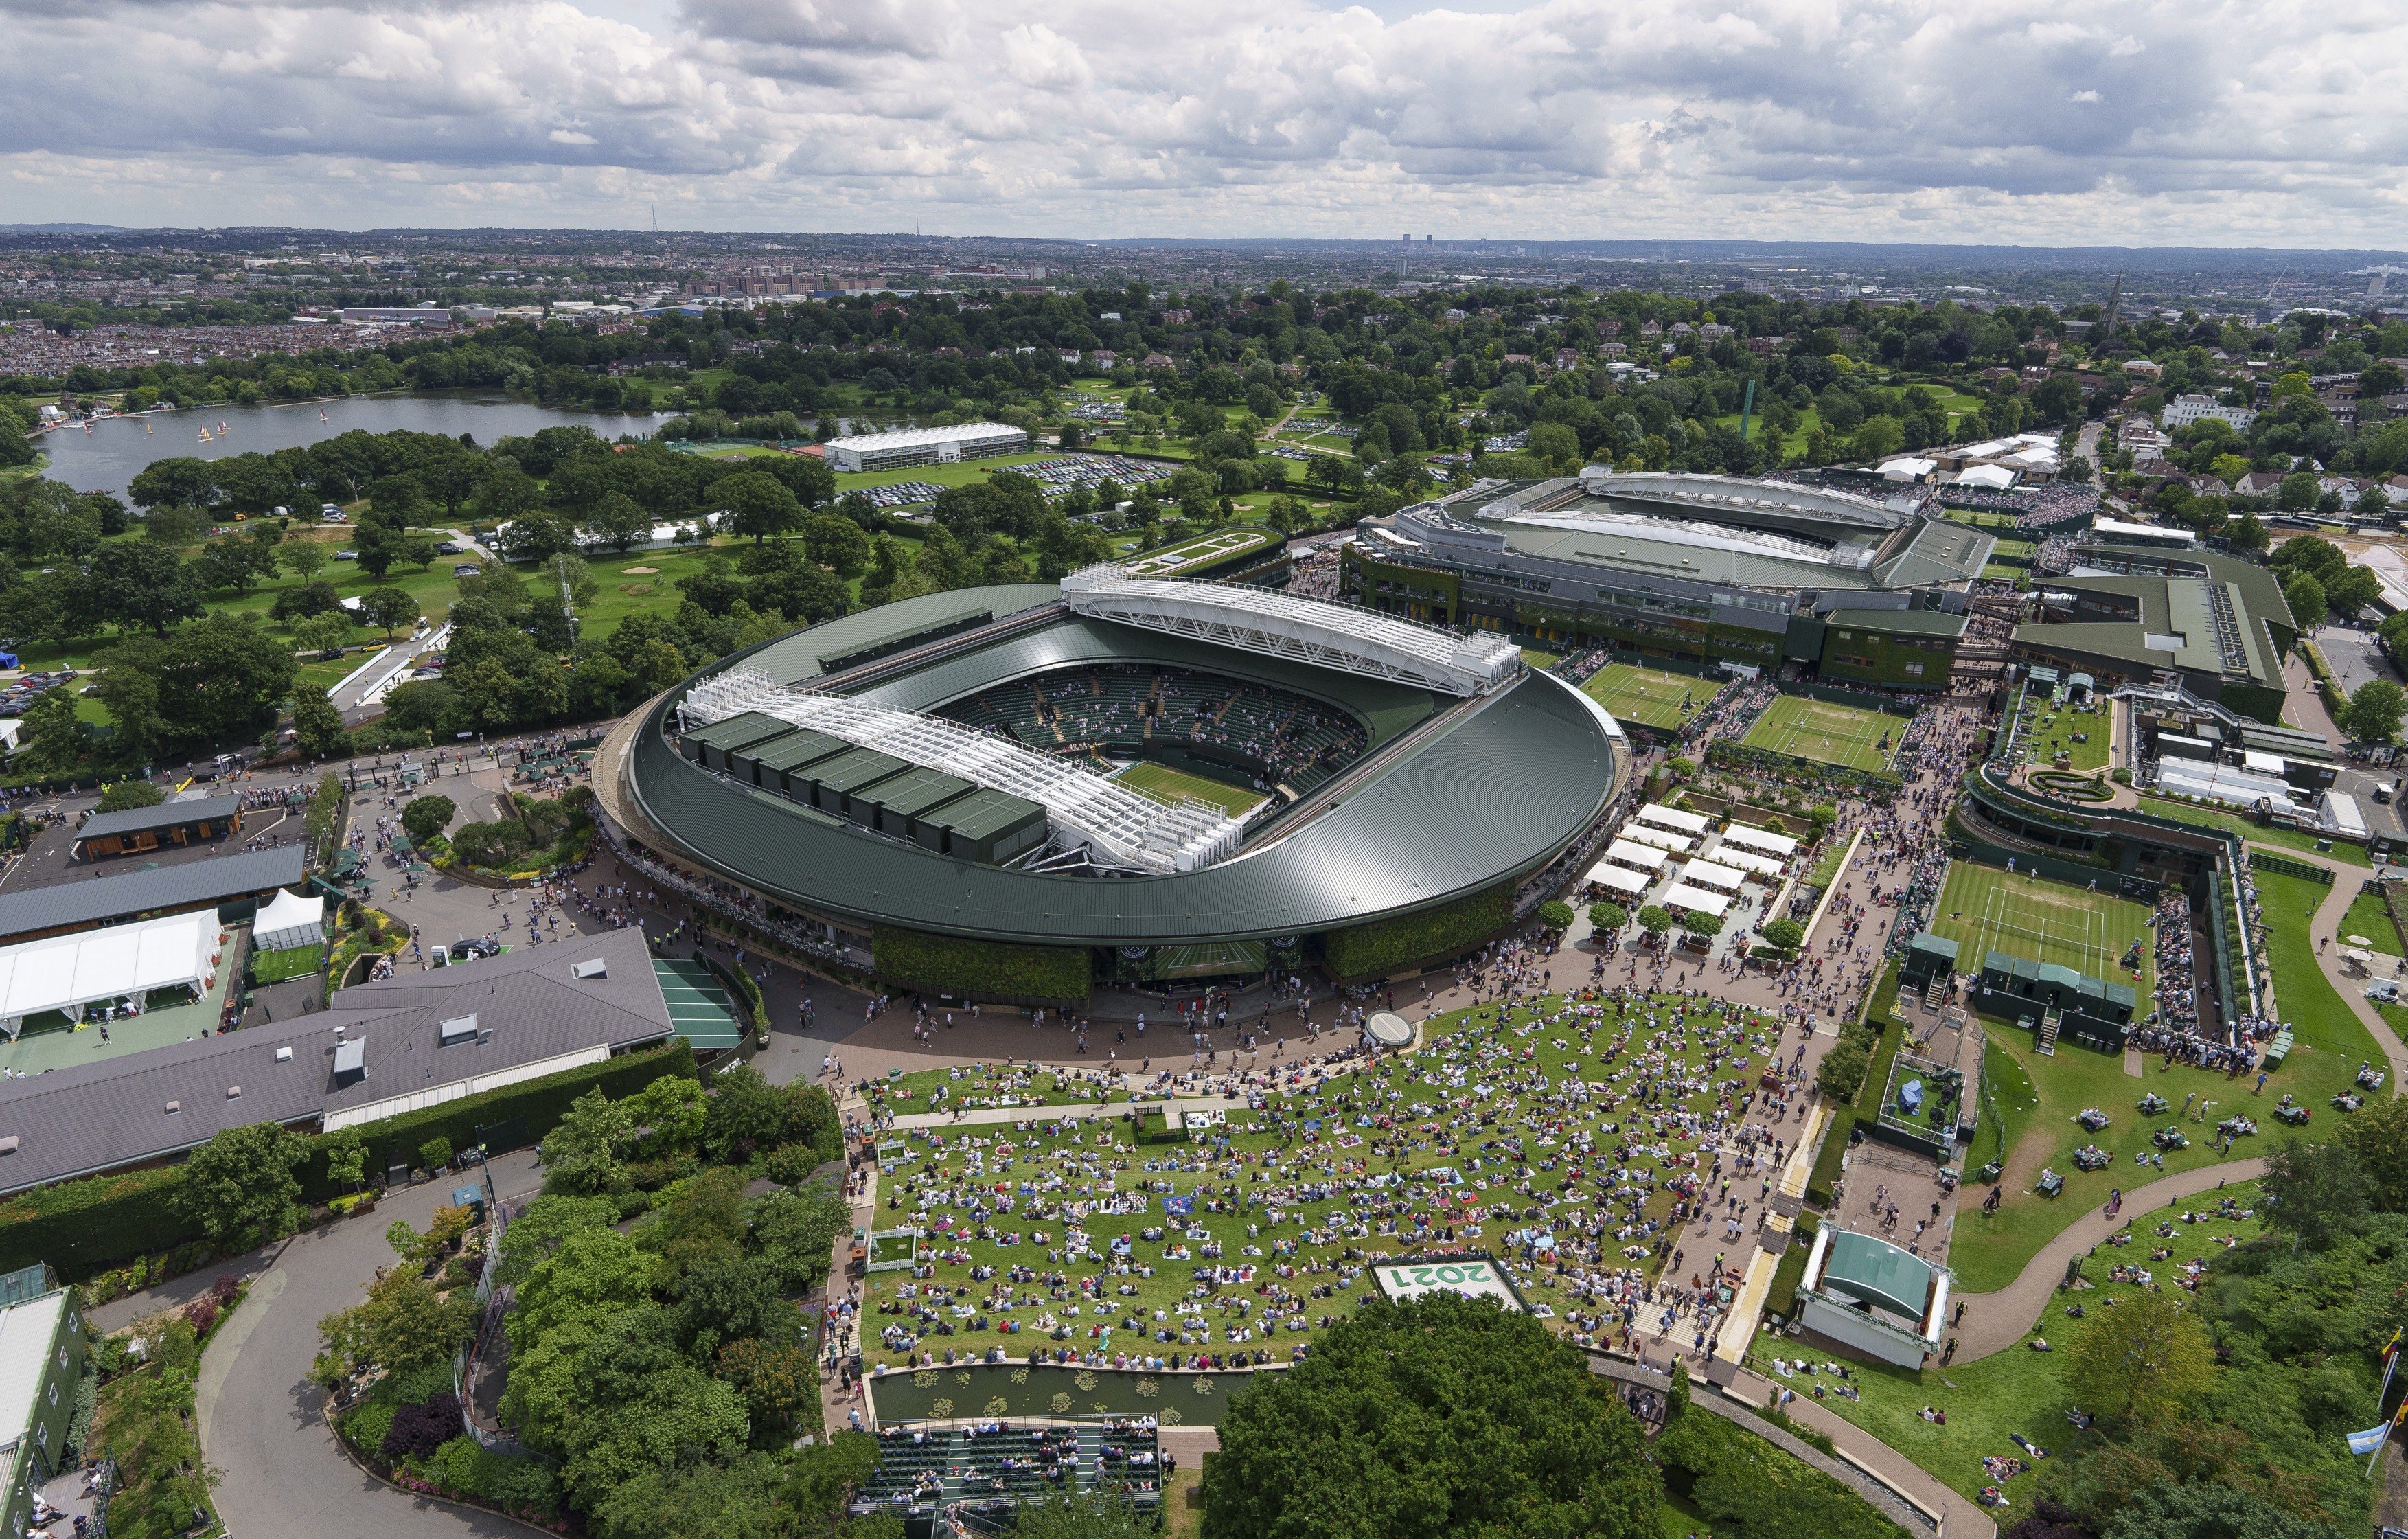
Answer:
xmin=2280 ymin=847 xmax=2408 ymax=1088
xmin=1719 ymin=1366 xmax=1991 ymax=1539
xmin=1946 ymin=1156 xmax=2265 ymax=1363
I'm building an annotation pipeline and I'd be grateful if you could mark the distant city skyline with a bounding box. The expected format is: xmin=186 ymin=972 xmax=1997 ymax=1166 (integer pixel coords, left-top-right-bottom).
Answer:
xmin=2 ymin=0 xmax=2403 ymax=246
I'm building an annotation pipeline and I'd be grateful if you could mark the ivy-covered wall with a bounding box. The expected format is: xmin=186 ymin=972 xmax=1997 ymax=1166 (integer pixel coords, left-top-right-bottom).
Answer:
xmin=1322 ymin=883 xmax=1515 ymax=981
xmin=870 ymin=926 xmax=1093 ymax=1003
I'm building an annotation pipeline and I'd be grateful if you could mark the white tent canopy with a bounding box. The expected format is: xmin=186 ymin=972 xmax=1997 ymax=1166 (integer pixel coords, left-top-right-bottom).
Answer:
xmin=1621 ymin=824 xmax=1693 ymax=854
xmin=1707 ymin=847 xmax=1786 ymax=878
xmin=252 ymin=888 xmax=327 ymax=954
xmin=1679 ymin=860 xmax=1745 ymax=892
xmin=0 ymin=909 xmax=222 ymax=1038
xmin=1604 ymin=840 xmax=1669 ymax=871
xmin=1721 ymin=825 xmax=1800 ymax=856
xmin=1636 ymin=803 xmax=1711 ymax=836
xmin=1585 ymin=864 xmax=1653 ymax=896
xmin=1661 ymin=884 xmax=1732 ymax=918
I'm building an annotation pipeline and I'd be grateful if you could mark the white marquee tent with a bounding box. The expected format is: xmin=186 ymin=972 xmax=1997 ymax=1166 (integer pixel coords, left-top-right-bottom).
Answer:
xmin=1636 ymin=803 xmax=1711 ymax=836
xmin=252 ymin=888 xmax=327 ymax=954
xmin=1585 ymin=863 xmax=1653 ymax=896
xmin=1721 ymin=825 xmax=1800 ymax=856
xmin=1707 ymin=847 xmax=1786 ymax=878
xmin=1679 ymin=860 xmax=1746 ymax=893
xmin=1660 ymin=884 xmax=1732 ymax=918
xmin=0 ymin=909 xmax=223 ymax=1038
xmin=1621 ymin=824 xmax=1693 ymax=854
xmin=1603 ymin=840 xmax=1669 ymax=871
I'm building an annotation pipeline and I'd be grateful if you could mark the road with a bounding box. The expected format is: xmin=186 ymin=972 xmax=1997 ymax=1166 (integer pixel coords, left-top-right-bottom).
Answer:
xmin=330 ymin=625 xmax=451 ymax=722
xmin=2311 ymin=621 xmax=2398 ymax=699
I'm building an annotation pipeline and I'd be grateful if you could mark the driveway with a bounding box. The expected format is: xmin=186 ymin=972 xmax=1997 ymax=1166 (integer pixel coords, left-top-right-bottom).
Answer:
xmin=195 ymin=1150 xmax=546 ymax=1539
xmin=2313 ymin=622 xmax=2398 ymax=698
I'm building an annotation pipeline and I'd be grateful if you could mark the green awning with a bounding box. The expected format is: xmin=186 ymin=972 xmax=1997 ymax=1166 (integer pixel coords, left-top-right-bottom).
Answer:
xmin=1819 ymin=1229 xmax=1938 ymax=1324
xmin=651 ymin=957 xmax=745 ymax=1050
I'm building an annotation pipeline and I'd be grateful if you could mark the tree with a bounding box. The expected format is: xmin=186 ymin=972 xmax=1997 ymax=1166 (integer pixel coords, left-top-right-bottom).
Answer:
xmin=496 ymin=1193 xmax=620 ymax=1288
xmin=96 ymin=779 xmax=164 ymax=813
xmin=2260 ymin=1135 xmax=2369 ymax=1251
xmin=363 ymin=587 xmax=420 ymax=639
xmin=2326 ymin=564 xmax=2383 ymax=617
xmin=400 ymin=795 xmax=456 ymax=846
xmin=290 ymin=687 xmax=349 ymax=760
xmin=538 ymin=1087 xmax=634 ymax=1196
xmin=128 ymin=457 xmax=219 ymax=510
xmin=1807 ymin=803 xmax=1839 ymax=834
xmin=1761 ymin=917 xmax=1807 ymax=953
xmin=714 ymin=471 xmax=801 ymax=545
xmin=282 ymin=540 xmax=329 ymax=581
xmin=1536 ymin=900 xmax=1574 ymax=931
xmin=701 ymin=1063 xmax=788 ymax=1164
xmin=2338 ymin=1093 xmax=2408 ymax=1213
xmin=507 ymin=1226 xmax=655 ymax=1353
xmin=2275 ymin=471 xmax=2321 ymax=513
xmin=1588 ymin=902 xmax=1628 ymax=932
xmin=2340 ymin=679 xmax=2407 ymax=745
xmin=1012 ymin=1492 xmax=1159 ymax=1539
xmin=672 ymin=1253 xmax=795 ymax=1358
xmin=586 ymin=491 xmax=653 ymax=554
xmin=745 ymin=1180 xmax=851 ymax=1295
xmin=319 ymin=1268 xmax=478 ymax=1378
xmin=2280 ymin=569 xmax=2326 ymax=625
xmin=1203 ymin=1290 xmax=1659 ymax=1539
xmin=1684 ymin=910 xmax=1723 ymax=938
xmin=290 ymin=611 xmax=355 ymax=655
xmin=76 ymin=543 xmax=207 ymax=637
xmin=2100 ymin=1478 xmax=2336 ymax=1539
xmin=321 ymin=1127 xmax=367 ymax=1191
xmin=2067 ymin=1289 xmax=2217 ymax=1429
xmin=803 ymin=512 xmax=871 ymax=576
xmin=1638 ymin=906 xmax=1675 ymax=939
xmin=169 ymin=1121 xmax=310 ymax=1251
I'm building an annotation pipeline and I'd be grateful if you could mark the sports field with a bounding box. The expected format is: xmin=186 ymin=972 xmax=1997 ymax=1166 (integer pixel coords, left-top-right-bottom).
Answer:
xmin=1739 ymin=694 xmax=1901 ymax=771
xmin=1114 ymin=760 xmax=1265 ymax=817
xmin=1923 ymin=863 xmax=2153 ymax=988
xmin=1581 ymin=663 xmax=1708 ymax=730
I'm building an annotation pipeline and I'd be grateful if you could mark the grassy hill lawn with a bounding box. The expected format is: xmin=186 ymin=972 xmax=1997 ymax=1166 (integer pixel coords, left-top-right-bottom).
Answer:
xmin=2135 ymin=796 xmax=2372 ymax=867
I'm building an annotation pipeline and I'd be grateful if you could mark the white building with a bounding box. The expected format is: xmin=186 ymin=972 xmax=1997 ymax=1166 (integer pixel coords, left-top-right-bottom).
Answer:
xmin=2162 ymin=394 xmax=2258 ymax=433
xmin=825 ymin=423 xmax=1029 ymax=473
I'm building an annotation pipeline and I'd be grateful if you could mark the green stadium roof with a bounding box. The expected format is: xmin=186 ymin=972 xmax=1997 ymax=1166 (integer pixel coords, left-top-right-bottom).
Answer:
xmin=1819 ymin=1229 xmax=1939 ymax=1323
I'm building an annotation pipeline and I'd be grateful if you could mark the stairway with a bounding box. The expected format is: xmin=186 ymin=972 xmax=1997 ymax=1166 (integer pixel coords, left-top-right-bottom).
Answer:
xmin=1921 ymin=976 xmax=1947 ymax=1012
xmin=2037 ymin=1007 xmax=2061 ymax=1057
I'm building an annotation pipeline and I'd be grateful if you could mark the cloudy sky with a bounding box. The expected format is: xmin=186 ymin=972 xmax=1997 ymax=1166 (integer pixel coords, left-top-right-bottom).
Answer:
xmin=3 ymin=0 xmax=2403 ymax=243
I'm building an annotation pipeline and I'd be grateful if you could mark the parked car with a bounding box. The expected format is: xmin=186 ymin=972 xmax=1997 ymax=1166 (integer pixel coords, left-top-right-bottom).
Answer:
xmin=435 ymin=541 xmax=464 ymax=555
xmin=452 ymin=564 xmax=481 ymax=577
xmin=334 ymin=550 xmax=359 ymax=560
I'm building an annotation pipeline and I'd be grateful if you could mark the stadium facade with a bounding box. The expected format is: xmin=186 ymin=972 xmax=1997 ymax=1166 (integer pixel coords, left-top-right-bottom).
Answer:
xmin=1343 ymin=468 xmax=1991 ymax=689
xmin=600 ymin=575 xmax=1632 ymax=1002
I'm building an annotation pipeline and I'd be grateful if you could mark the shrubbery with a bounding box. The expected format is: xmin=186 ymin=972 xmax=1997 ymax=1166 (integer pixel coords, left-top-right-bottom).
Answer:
xmin=1321 ymin=882 xmax=1513 ymax=979
xmin=1655 ymin=1403 xmax=1887 ymax=1538
xmin=870 ymin=925 xmax=1092 ymax=1001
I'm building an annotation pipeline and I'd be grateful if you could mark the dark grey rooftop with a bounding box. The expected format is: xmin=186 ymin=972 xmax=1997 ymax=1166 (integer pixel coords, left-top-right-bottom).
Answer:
xmin=0 ymin=847 xmax=306 ymax=942
xmin=74 ymin=794 xmax=240 ymax=845
xmin=0 ymin=926 xmax=673 ymax=1196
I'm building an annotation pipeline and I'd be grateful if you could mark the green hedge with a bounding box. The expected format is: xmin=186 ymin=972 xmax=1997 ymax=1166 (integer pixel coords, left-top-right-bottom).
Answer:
xmin=0 ymin=1167 xmax=190 ymax=1282
xmin=870 ymin=926 xmax=1092 ymax=1003
xmin=1804 ymin=1110 xmax=1853 ymax=1210
xmin=1322 ymin=883 xmax=1514 ymax=980
xmin=1765 ymin=1213 xmax=1819 ymax=1316
xmin=2249 ymin=850 xmax=2335 ymax=885
xmin=0 ymin=1042 xmax=700 ymax=1280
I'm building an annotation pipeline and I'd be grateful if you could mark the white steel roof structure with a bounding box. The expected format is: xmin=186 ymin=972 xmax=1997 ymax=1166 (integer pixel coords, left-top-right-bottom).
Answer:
xmin=1603 ymin=840 xmax=1669 ymax=871
xmin=1620 ymin=824 xmax=1693 ymax=854
xmin=1585 ymin=863 xmax=1652 ymax=896
xmin=1679 ymin=860 xmax=1745 ymax=892
xmin=1578 ymin=471 xmax=1918 ymax=531
xmin=1058 ymin=564 xmax=1521 ymax=697
xmin=253 ymin=888 xmax=326 ymax=953
xmin=1636 ymin=803 xmax=1711 ymax=835
xmin=1660 ymin=884 xmax=1732 ymax=918
xmin=0 ymin=909 xmax=223 ymax=1038
xmin=685 ymin=668 xmax=1243 ymax=874
xmin=1720 ymin=825 xmax=1800 ymax=856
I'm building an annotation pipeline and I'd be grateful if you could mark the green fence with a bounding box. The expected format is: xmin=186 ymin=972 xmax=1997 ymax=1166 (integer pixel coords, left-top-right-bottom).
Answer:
xmin=2248 ymin=850 xmax=2334 ymax=885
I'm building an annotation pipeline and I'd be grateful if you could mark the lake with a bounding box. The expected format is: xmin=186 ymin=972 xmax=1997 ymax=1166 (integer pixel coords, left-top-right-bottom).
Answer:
xmin=32 ymin=394 xmax=667 ymax=501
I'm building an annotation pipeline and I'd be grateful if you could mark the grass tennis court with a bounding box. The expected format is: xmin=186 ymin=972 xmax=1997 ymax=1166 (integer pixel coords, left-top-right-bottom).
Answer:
xmin=1739 ymin=694 xmax=1901 ymax=771
xmin=1581 ymin=663 xmax=1709 ymax=730
xmin=1114 ymin=760 xmax=1266 ymax=817
xmin=249 ymin=943 xmax=323 ymax=985
xmin=1923 ymin=863 xmax=2153 ymax=988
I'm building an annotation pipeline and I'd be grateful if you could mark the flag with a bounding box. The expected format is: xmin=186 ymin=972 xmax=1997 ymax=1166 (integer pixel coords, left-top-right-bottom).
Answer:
xmin=2349 ymin=1424 xmax=2392 ymax=1455
xmin=2386 ymin=1328 xmax=2403 ymax=1367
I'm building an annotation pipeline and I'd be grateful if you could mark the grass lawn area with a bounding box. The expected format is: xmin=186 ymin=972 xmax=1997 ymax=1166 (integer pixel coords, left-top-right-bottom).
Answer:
xmin=1979 ymin=565 xmax=2030 ymax=585
xmin=1741 ymin=694 xmax=1901 ymax=772
xmin=2019 ymin=696 xmax=2111 ymax=773
xmin=2342 ymin=889 xmax=2404 ymax=955
xmin=1112 ymin=761 xmax=1266 ymax=819
xmin=1757 ymin=1183 xmax=2266 ymax=1505
xmin=1121 ymin=527 xmax=1277 ymax=579
xmin=1924 ymin=862 xmax=2155 ymax=987
xmin=249 ymin=942 xmax=324 ymax=984
xmin=1520 ymin=648 xmax=1562 ymax=669
xmin=1947 ymin=869 xmax=2372 ymax=1292
xmin=1712 ymin=404 xmax=1823 ymax=458
xmin=869 ymin=1061 xmax=1132 ymax=1116
xmin=847 ymin=988 xmax=1790 ymax=1376
xmin=2135 ymin=795 xmax=2373 ymax=867
xmin=1582 ymin=663 xmax=1710 ymax=730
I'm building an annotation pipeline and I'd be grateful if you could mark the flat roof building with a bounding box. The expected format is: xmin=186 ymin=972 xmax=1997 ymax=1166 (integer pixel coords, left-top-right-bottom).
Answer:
xmin=0 ymin=847 xmax=305 ymax=945
xmin=73 ymin=793 xmax=241 ymax=861
xmin=824 ymin=423 xmax=1028 ymax=473
xmin=2014 ymin=556 xmax=2297 ymax=723
xmin=0 ymin=1272 xmax=84 ymax=1529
